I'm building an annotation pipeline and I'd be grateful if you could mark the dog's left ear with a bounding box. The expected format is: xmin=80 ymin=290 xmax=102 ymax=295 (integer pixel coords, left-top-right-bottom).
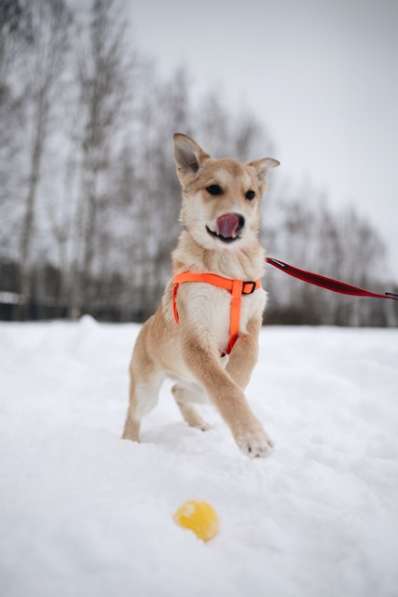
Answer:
xmin=247 ymin=157 xmax=280 ymax=186
xmin=173 ymin=133 xmax=210 ymax=183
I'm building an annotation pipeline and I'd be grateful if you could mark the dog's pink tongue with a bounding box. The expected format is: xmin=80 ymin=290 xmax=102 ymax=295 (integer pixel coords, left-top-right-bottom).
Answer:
xmin=216 ymin=213 xmax=240 ymax=238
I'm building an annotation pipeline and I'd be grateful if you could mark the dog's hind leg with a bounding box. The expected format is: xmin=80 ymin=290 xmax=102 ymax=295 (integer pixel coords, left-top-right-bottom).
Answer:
xmin=171 ymin=384 xmax=210 ymax=431
xmin=122 ymin=371 xmax=163 ymax=441
xmin=122 ymin=378 xmax=141 ymax=441
xmin=122 ymin=327 xmax=164 ymax=442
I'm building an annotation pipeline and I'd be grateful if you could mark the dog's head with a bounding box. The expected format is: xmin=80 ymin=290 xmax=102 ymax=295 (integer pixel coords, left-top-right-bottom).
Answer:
xmin=173 ymin=133 xmax=279 ymax=250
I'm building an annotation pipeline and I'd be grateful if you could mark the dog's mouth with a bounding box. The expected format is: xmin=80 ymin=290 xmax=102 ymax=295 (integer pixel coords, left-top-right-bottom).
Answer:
xmin=206 ymin=213 xmax=245 ymax=244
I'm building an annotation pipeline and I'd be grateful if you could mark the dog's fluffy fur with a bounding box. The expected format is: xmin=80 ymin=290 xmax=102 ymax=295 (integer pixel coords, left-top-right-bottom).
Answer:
xmin=122 ymin=133 xmax=279 ymax=457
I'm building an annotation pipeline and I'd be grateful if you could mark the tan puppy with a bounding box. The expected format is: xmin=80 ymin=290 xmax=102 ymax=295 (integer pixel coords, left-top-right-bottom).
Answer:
xmin=122 ymin=133 xmax=279 ymax=457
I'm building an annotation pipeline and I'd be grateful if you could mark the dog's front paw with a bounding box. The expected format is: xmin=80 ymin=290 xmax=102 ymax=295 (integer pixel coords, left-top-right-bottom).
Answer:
xmin=235 ymin=425 xmax=273 ymax=459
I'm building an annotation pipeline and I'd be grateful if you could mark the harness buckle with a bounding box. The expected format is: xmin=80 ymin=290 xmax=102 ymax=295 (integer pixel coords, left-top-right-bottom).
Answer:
xmin=242 ymin=280 xmax=257 ymax=295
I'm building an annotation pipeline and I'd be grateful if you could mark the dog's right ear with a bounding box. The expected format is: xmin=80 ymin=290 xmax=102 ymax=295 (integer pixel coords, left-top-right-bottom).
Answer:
xmin=173 ymin=133 xmax=209 ymax=183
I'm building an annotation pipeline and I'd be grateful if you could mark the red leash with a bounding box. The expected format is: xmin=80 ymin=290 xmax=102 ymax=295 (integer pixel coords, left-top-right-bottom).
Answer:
xmin=266 ymin=257 xmax=398 ymax=301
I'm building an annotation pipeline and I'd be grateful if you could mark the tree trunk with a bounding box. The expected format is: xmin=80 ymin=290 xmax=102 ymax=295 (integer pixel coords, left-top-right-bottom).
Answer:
xmin=18 ymin=99 xmax=46 ymax=319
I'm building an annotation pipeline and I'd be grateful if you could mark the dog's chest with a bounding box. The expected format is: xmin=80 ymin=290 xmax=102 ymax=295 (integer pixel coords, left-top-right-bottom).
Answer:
xmin=179 ymin=283 xmax=266 ymax=352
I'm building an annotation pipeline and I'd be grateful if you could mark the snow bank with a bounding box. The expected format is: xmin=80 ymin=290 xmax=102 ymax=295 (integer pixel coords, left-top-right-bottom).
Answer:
xmin=1 ymin=321 xmax=397 ymax=597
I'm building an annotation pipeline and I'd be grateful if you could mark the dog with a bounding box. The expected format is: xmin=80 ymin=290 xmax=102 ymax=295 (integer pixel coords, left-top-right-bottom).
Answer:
xmin=122 ymin=133 xmax=279 ymax=457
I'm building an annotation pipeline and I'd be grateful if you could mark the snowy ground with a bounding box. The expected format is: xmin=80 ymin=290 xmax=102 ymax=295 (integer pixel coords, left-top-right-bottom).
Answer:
xmin=1 ymin=319 xmax=397 ymax=597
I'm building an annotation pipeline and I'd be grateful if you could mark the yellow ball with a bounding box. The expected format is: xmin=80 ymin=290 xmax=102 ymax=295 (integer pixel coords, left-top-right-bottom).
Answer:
xmin=174 ymin=500 xmax=219 ymax=542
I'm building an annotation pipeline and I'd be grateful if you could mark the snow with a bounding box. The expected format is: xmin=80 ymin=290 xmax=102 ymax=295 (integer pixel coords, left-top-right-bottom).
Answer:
xmin=0 ymin=291 xmax=19 ymax=305
xmin=1 ymin=319 xmax=397 ymax=597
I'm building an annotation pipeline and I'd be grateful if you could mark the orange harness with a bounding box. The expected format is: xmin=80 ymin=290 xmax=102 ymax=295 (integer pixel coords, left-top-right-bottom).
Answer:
xmin=172 ymin=272 xmax=262 ymax=355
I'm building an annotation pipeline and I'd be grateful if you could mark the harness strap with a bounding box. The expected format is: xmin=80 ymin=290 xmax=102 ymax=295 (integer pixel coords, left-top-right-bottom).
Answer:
xmin=172 ymin=272 xmax=261 ymax=355
xmin=227 ymin=280 xmax=243 ymax=354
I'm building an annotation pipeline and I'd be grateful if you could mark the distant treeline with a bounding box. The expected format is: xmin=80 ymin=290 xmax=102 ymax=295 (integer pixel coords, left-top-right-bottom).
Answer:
xmin=0 ymin=0 xmax=397 ymax=326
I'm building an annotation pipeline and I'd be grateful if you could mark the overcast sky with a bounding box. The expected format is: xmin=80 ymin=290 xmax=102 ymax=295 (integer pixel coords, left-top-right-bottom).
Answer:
xmin=127 ymin=0 xmax=397 ymax=276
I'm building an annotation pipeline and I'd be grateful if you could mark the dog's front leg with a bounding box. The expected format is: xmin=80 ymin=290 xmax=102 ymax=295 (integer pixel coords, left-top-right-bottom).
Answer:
xmin=181 ymin=328 xmax=272 ymax=458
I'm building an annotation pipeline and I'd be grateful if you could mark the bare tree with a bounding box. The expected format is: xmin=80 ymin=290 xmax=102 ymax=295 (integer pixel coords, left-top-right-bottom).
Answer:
xmin=69 ymin=0 xmax=132 ymax=318
xmin=17 ymin=0 xmax=71 ymax=315
xmin=0 ymin=1 xmax=33 ymax=258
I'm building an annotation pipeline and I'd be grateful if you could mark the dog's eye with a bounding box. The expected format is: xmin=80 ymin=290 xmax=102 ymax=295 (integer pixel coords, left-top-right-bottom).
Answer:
xmin=206 ymin=184 xmax=223 ymax=196
xmin=245 ymin=189 xmax=256 ymax=201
